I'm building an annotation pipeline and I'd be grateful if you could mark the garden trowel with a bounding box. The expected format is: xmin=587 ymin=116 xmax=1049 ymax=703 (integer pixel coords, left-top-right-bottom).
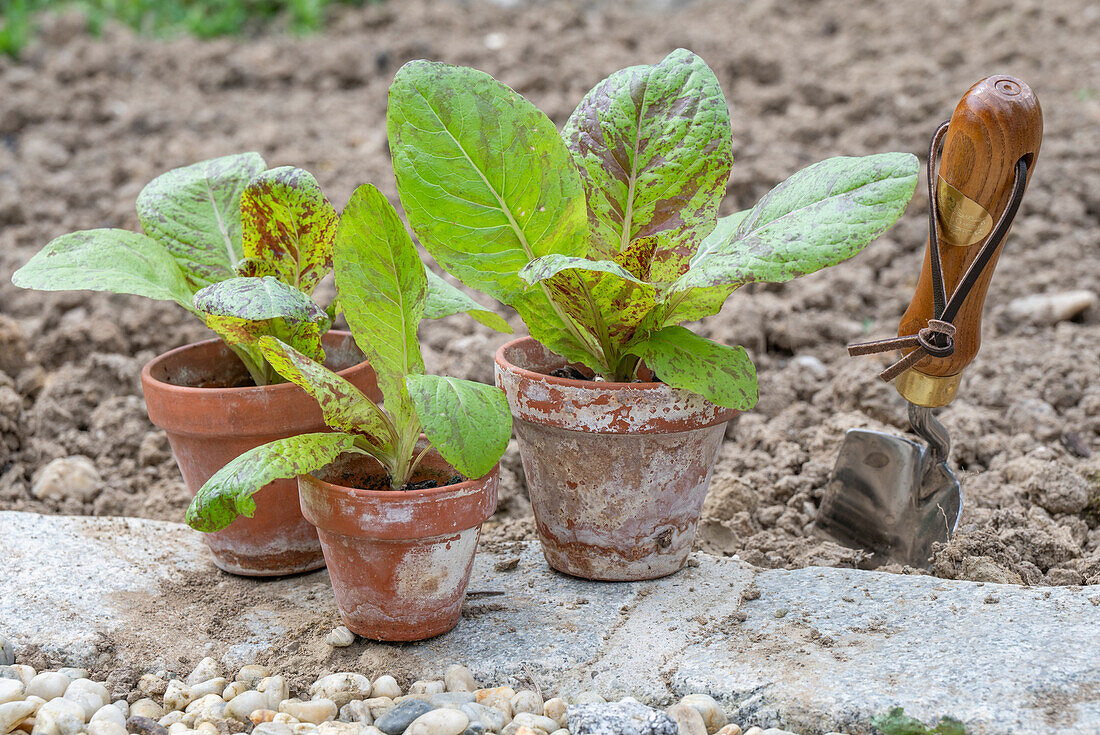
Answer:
xmin=816 ymin=76 xmax=1043 ymax=567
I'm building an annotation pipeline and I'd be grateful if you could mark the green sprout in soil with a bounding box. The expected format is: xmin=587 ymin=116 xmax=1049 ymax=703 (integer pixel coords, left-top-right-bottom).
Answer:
xmin=0 ymin=0 xmax=370 ymax=58
xmin=872 ymin=707 xmax=969 ymax=735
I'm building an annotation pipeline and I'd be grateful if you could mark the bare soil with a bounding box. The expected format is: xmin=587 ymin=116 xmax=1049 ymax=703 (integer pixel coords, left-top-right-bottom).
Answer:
xmin=1 ymin=0 xmax=1098 ymax=586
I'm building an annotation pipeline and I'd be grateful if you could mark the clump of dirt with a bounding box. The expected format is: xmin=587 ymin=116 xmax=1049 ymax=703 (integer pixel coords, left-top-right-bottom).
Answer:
xmin=1 ymin=0 xmax=1097 ymax=586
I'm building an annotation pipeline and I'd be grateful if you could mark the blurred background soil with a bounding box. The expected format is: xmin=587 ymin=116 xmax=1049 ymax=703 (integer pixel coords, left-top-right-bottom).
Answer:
xmin=1 ymin=0 xmax=1098 ymax=585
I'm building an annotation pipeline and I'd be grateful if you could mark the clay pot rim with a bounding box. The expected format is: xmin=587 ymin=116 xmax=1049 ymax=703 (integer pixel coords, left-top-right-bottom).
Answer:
xmin=495 ymin=335 xmax=667 ymax=392
xmin=141 ymin=332 xmax=364 ymax=397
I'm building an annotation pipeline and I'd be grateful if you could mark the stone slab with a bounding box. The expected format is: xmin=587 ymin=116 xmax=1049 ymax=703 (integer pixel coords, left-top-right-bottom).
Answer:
xmin=3 ymin=511 xmax=1099 ymax=734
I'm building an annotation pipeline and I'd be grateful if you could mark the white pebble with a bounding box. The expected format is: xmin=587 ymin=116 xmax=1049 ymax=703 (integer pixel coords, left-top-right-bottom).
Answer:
xmin=279 ymin=699 xmax=336 ymax=725
xmin=111 ymin=701 xmax=128 ymax=717
xmin=714 ymin=726 xmax=742 ymax=735
xmin=1006 ymin=290 xmax=1097 ymax=325
xmin=337 ymin=701 xmax=372 ymax=725
xmin=66 ymin=680 xmax=108 ymax=711
xmin=443 ymin=666 xmax=476 ymax=694
xmin=679 ymin=695 xmax=726 ymax=734
xmin=474 ymin=688 xmax=514 ymax=719
xmin=167 ymin=724 xmax=188 ymax=735
xmin=666 ymin=704 xmax=707 ymax=735
xmin=186 ymin=659 xmax=222 ymax=686
xmin=0 ymin=680 xmax=24 ymax=706
xmin=254 ymin=725 xmax=294 ymax=735
xmin=130 ymin=699 xmax=165 ymax=720
xmin=159 ymin=712 xmax=185 ymax=728
xmin=26 ymin=673 xmax=69 ymax=702
xmin=0 ymin=639 xmax=11 ymax=668
xmin=292 ymin=726 xmax=318 ymax=735
xmin=137 ymin=675 xmax=167 ymax=699
xmin=184 ymin=694 xmax=226 ymax=719
xmin=258 ymin=677 xmax=290 ymax=710
xmin=223 ymin=682 xmax=250 ymax=701
xmin=510 ymin=691 xmax=542 ymax=716
xmin=543 ymin=699 xmax=567 ymax=727
xmin=362 ymin=728 xmax=385 ymax=735
xmin=742 ymin=729 xmax=764 ymax=735
xmin=309 ymin=674 xmax=371 ymax=708
xmin=236 ymin=666 xmax=270 ymax=686
xmin=0 ymin=700 xmax=37 ymax=735
xmin=316 ymin=723 xmax=361 ymax=735
xmin=571 ymin=692 xmax=604 ymax=705
xmin=31 ymin=456 xmax=100 ymax=501
xmin=8 ymin=667 xmax=35 ymax=688
xmin=189 ymin=679 xmax=227 ymax=700
xmin=164 ymin=681 xmax=197 ymax=713
xmin=361 ymin=698 xmax=394 ymax=720
xmin=89 ymin=705 xmax=125 ymax=726
xmin=550 ymin=730 xmax=569 ymax=735
xmin=509 ymin=713 xmax=560 ymax=735
xmin=459 ymin=703 xmax=507 ymax=733
xmin=54 ymin=671 xmax=86 ymax=683
xmin=226 ymin=691 xmax=269 ymax=722
xmin=325 ymin=628 xmax=355 ymax=648
xmin=32 ymin=697 xmax=86 ymax=735
xmin=406 ymin=709 xmax=469 ymax=735
xmin=87 ymin=721 xmax=127 ymax=735
xmin=196 ymin=723 xmax=219 ymax=735
xmin=370 ymin=677 xmax=401 ymax=701
xmin=408 ymin=682 xmax=444 ymax=697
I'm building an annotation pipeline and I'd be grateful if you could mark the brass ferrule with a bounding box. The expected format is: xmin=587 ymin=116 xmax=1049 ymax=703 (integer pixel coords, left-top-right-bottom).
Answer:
xmin=895 ymin=369 xmax=962 ymax=408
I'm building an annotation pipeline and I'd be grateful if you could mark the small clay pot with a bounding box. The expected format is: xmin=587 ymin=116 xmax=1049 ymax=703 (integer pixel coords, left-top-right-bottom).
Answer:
xmin=298 ymin=446 xmax=497 ymax=641
xmin=141 ymin=331 xmax=379 ymax=577
xmin=495 ymin=336 xmax=737 ymax=581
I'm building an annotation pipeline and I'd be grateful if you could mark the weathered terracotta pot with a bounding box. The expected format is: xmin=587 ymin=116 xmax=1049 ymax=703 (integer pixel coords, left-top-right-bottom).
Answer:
xmin=495 ymin=336 xmax=737 ymax=581
xmin=298 ymin=446 xmax=498 ymax=641
xmin=141 ymin=331 xmax=379 ymax=577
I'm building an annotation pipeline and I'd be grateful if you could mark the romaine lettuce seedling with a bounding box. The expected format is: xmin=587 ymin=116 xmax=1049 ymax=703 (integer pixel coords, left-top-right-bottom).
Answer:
xmin=387 ymin=50 xmax=919 ymax=409
xmin=186 ymin=184 xmax=513 ymax=531
xmin=12 ymin=153 xmax=508 ymax=386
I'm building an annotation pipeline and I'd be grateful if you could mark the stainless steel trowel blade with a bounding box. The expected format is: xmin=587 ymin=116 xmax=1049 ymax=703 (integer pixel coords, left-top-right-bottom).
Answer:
xmin=816 ymin=428 xmax=962 ymax=568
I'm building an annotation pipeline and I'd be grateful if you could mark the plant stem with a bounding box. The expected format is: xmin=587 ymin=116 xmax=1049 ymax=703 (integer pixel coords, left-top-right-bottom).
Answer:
xmin=230 ymin=344 xmax=269 ymax=386
xmin=613 ymin=353 xmax=641 ymax=383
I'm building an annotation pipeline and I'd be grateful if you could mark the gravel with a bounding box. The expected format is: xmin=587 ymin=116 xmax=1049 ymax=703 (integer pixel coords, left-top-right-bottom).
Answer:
xmin=0 ymin=662 xmax=853 ymax=735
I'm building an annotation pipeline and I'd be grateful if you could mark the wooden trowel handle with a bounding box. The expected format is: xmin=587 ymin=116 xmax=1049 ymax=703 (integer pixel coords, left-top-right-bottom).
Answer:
xmin=895 ymin=75 xmax=1042 ymax=407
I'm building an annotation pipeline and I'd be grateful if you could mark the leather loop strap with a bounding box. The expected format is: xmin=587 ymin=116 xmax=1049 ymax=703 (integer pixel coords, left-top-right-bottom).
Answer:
xmin=847 ymin=123 xmax=1029 ymax=382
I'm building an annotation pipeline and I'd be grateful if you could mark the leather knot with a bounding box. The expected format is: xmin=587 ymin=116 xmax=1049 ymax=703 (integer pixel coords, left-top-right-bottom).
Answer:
xmin=916 ymin=319 xmax=956 ymax=358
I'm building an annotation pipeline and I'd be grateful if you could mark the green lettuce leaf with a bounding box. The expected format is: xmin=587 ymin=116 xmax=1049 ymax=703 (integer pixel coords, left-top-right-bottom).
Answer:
xmin=194 ymin=276 xmax=329 ymax=369
xmin=11 ymin=229 xmax=197 ymax=313
xmin=240 ymin=166 xmax=338 ymax=295
xmin=520 ymin=255 xmax=657 ymax=349
xmin=185 ymin=432 xmax=364 ymax=532
xmin=425 ymin=270 xmax=512 ymax=334
xmin=563 ymin=48 xmax=732 ymax=283
xmin=387 ymin=59 xmax=597 ymax=366
xmin=259 ymin=336 xmax=392 ymax=451
xmin=672 ymin=153 xmax=918 ymax=292
xmin=137 ymin=152 xmax=265 ymax=288
xmin=333 ymin=183 xmax=425 ymax=427
xmin=656 ymin=209 xmax=749 ymax=324
xmin=631 ymin=325 xmax=757 ymax=410
xmin=405 ymin=374 xmax=512 ymax=480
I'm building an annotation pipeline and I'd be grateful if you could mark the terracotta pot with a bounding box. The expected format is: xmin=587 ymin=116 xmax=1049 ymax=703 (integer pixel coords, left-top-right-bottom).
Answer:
xmin=141 ymin=331 xmax=380 ymax=577
xmin=298 ymin=446 xmax=498 ymax=641
xmin=494 ymin=336 xmax=737 ymax=581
